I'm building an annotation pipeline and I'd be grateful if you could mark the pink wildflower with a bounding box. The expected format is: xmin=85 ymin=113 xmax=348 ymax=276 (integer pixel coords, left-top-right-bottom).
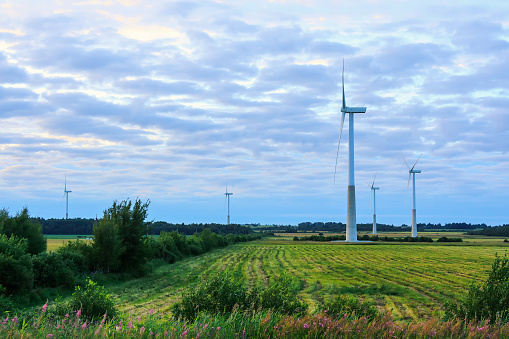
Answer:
xmin=82 ymin=323 xmax=87 ymax=330
xmin=243 ymin=329 xmax=246 ymax=335
xmin=140 ymin=327 xmax=146 ymax=333
xmin=42 ymin=303 xmax=48 ymax=313
xmin=181 ymin=329 xmax=188 ymax=337
xmin=46 ymin=335 xmax=54 ymax=338
xmin=65 ymin=313 xmax=69 ymax=318
xmin=164 ymin=331 xmax=169 ymax=336
xmin=128 ymin=321 xmax=133 ymax=329
xmin=217 ymin=327 xmax=221 ymax=330
xmin=303 ymin=323 xmax=310 ymax=329
xmin=77 ymin=310 xmax=82 ymax=318
xmin=101 ymin=314 xmax=107 ymax=325
xmin=149 ymin=309 xmax=154 ymax=315
xmin=204 ymin=324 xmax=208 ymax=329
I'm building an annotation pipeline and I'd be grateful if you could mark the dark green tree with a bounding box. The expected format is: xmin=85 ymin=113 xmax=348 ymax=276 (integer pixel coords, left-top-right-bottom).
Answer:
xmin=0 ymin=208 xmax=46 ymax=254
xmin=0 ymin=234 xmax=33 ymax=294
xmin=92 ymin=218 xmax=125 ymax=273
xmin=102 ymin=199 xmax=151 ymax=273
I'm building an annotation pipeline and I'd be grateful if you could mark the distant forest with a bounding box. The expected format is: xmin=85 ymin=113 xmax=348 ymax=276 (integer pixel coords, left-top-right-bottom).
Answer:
xmin=468 ymin=225 xmax=509 ymax=237
xmin=33 ymin=218 xmax=253 ymax=235
xmin=31 ymin=218 xmax=493 ymax=236
xmin=261 ymin=222 xmax=489 ymax=233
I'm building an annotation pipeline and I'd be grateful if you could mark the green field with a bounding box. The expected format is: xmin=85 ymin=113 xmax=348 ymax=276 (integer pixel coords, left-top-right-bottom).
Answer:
xmin=76 ymin=237 xmax=508 ymax=321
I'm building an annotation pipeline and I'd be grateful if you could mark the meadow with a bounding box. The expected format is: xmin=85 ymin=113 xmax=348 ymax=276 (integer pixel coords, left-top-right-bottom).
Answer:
xmin=81 ymin=234 xmax=509 ymax=321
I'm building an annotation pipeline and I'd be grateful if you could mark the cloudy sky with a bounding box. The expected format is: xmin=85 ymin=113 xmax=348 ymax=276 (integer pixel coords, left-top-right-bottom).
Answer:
xmin=0 ymin=0 xmax=508 ymax=226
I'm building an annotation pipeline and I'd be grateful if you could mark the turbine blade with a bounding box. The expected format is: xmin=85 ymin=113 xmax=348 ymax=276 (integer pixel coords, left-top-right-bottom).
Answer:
xmin=372 ymin=172 xmax=377 ymax=187
xmin=333 ymin=111 xmax=346 ymax=184
xmin=405 ymin=173 xmax=411 ymax=206
xmin=366 ymin=181 xmax=371 ymax=189
xmin=401 ymin=153 xmax=410 ymax=170
xmin=342 ymin=59 xmax=346 ymax=110
xmin=411 ymin=153 xmax=423 ymax=171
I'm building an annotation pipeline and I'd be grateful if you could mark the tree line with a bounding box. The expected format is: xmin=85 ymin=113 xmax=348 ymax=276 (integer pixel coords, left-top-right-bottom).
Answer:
xmin=35 ymin=218 xmax=253 ymax=236
xmin=468 ymin=225 xmax=509 ymax=237
xmin=0 ymin=199 xmax=265 ymax=312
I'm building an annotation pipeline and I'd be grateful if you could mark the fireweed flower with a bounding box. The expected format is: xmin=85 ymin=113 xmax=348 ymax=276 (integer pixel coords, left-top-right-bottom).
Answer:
xmin=42 ymin=304 xmax=48 ymax=313
xmin=149 ymin=309 xmax=154 ymax=315
xmin=140 ymin=327 xmax=146 ymax=333
xmin=81 ymin=323 xmax=87 ymax=330
xmin=76 ymin=310 xmax=82 ymax=318
xmin=128 ymin=321 xmax=133 ymax=329
xmin=46 ymin=335 xmax=54 ymax=338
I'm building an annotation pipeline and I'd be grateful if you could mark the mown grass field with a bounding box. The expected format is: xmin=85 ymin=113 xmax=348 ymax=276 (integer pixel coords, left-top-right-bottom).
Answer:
xmin=64 ymin=236 xmax=508 ymax=322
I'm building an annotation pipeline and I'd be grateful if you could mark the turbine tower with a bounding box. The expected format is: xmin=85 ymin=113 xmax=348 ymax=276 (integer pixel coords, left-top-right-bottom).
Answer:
xmin=402 ymin=153 xmax=423 ymax=238
xmin=334 ymin=60 xmax=367 ymax=242
xmin=224 ymin=184 xmax=233 ymax=225
xmin=64 ymin=175 xmax=72 ymax=219
xmin=366 ymin=173 xmax=379 ymax=234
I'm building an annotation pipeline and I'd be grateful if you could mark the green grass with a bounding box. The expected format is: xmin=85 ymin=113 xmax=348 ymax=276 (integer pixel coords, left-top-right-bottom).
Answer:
xmin=41 ymin=234 xmax=509 ymax=321
xmin=85 ymin=239 xmax=505 ymax=321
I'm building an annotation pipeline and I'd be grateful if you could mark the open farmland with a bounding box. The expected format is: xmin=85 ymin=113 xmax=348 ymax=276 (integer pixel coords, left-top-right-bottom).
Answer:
xmin=100 ymin=238 xmax=509 ymax=321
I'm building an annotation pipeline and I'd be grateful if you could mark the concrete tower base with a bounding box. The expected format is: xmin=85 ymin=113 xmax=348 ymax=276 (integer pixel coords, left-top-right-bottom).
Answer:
xmin=346 ymin=185 xmax=357 ymax=242
xmin=373 ymin=214 xmax=377 ymax=234
xmin=411 ymin=209 xmax=417 ymax=237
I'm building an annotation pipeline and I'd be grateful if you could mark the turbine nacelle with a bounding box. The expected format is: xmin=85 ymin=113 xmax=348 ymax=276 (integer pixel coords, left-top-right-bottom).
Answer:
xmin=341 ymin=107 xmax=366 ymax=113
xmin=410 ymin=169 xmax=421 ymax=174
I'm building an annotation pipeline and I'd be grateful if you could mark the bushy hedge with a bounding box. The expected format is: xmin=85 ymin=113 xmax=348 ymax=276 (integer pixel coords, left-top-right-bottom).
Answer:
xmin=172 ymin=272 xmax=307 ymax=321
xmin=437 ymin=236 xmax=463 ymax=242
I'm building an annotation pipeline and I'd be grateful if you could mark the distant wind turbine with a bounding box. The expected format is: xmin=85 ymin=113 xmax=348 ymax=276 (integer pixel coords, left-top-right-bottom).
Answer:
xmin=366 ymin=173 xmax=380 ymax=234
xmin=224 ymin=183 xmax=233 ymax=225
xmin=334 ymin=60 xmax=367 ymax=242
xmin=402 ymin=153 xmax=423 ymax=238
xmin=64 ymin=174 xmax=72 ymax=219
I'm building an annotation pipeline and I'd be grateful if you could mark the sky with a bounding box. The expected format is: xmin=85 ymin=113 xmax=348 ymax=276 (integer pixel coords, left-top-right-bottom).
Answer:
xmin=0 ymin=0 xmax=508 ymax=226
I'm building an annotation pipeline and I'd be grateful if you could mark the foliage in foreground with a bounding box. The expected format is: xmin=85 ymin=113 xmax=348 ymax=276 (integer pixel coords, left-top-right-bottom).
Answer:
xmin=445 ymin=253 xmax=509 ymax=322
xmin=321 ymin=294 xmax=380 ymax=320
xmin=3 ymin=307 xmax=509 ymax=338
xmin=172 ymin=271 xmax=307 ymax=321
xmin=54 ymin=278 xmax=118 ymax=321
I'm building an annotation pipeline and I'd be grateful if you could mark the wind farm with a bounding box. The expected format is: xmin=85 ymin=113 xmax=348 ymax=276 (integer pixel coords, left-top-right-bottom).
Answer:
xmin=1 ymin=1 xmax=509 ymax=337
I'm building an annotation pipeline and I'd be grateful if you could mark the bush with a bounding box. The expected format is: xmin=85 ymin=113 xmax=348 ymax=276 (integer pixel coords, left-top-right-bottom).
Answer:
xmin=56 ymin=278 xmax=117 ymax=321
xmin=32 ymin=252 xmax=76 ymax=288
xmin=259 ymin=275 xmax=307 ymax=316
xmin=172 ymin=272 xmax=307 ymax=322
xmin=322 ymin=294 xmax=379 ymax=320
xmin=444 ymin=254 xmax=509 ymax=321
xmin=172 ymin=271 xmax=258 ymax=321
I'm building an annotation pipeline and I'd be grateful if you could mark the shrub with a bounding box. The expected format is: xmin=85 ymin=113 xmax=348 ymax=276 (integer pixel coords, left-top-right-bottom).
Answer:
xmin=322 ymin=294 xmax=379 ymax=320
xmin=56 ymin=278 xmax=117 ymax=321
xmin=32 ymin=252 xmax=76 ymax=288
xmin=172 ymin=272 xmax=307 ymax=322
xmin=259 ymin=275 xmax=308 ymax=316
xmin=444 ymin=253 xmax=509 ymax=321
xmin=172 ymin=271 xmax=258 ymax=321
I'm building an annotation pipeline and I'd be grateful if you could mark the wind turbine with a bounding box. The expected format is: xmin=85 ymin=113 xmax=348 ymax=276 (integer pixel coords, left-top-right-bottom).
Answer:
xmin=224 ymin=183 xmax=233 ymax=225
xmin=402 ymin=153 xmax=423 ymax=238
xmin=334 ymin=60 xmax=367 ymax=242
xmin=366 ymin=173 xmax=379 ymax=234
xmin=64 ymin=174 xmax=72 ymax=219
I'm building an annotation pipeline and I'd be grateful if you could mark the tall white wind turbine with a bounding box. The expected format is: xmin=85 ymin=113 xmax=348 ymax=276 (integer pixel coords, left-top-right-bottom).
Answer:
xmin=224 ymin=183 xmax=233 ymax=225
xmin=64 ymin=175 xmax=72 ymax=219
xmin=402 ymin=153 xmax=423 ymax=238
xmin=366 ymin=173 xmax=379 ymax=234
xmin=334 ymin=60 xmax=367 ymax=242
